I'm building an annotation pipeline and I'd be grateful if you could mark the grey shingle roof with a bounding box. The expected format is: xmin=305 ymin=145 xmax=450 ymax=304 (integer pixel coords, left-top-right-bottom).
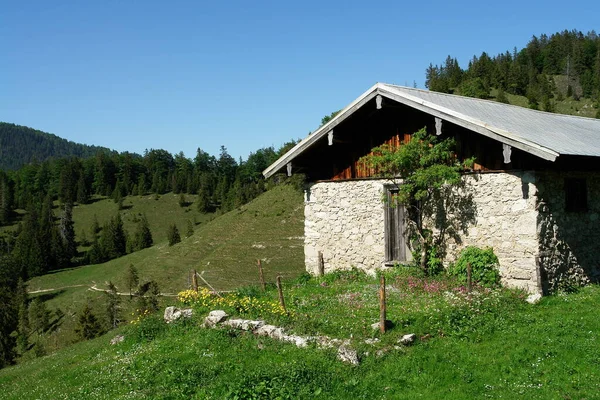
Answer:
xmin=382 ymin=83 xmax=600 ymax=158
xmin=263 ymin=83 xmax=600 ymax=178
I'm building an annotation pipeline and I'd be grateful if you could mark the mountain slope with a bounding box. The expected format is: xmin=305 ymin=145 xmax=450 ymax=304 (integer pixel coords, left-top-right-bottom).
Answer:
xmin=0 ymin=122 xmax=114 ymax=170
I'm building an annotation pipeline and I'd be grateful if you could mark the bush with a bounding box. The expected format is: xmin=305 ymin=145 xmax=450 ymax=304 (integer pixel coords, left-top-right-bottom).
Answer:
xmin=448 ymin=246 xmax=500 ymax=287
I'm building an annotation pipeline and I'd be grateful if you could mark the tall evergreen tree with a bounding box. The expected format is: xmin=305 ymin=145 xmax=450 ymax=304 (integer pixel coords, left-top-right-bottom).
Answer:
xmin=104 ymin=281 xmax=121 ymax=329
xmin=74 ymin=304 xmax=103 ymax=340
xmin=59 ymin=203 xmax=76 ymax=264
xmin=134 ymin=214 xmax=153 ymax=251
xmin=0 ymin=255 xmax=19 ymax=368
xmin=125 ymin=264 xmax=139 ymax=299
xmin=167 ymin=223 xmax=181 ymax=246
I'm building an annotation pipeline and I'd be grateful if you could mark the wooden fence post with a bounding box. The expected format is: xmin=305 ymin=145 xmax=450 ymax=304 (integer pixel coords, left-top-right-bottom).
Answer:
xmin=318 ymin=251 xmax=325 ymax=276
xmin=192 ymin=269 xmax=198 ymax=292
xmin=466 ymin=262 xmax=472 ymax=293
xmin=379 ymin=275 xmax=386 ymax=334
xmin=276 ymin=276 xmax=287 ymax=314
xmin=257 ymin=259 xmax=266 ymax=291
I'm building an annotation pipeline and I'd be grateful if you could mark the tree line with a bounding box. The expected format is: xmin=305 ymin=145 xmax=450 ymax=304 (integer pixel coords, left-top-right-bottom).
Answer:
xmin=0 ymin=122 xmax=114 ymax=171
xmin=0 ymin=140 xmax=297 ymax=277
xmin=425 ymin=30 xmax=600 ymax=114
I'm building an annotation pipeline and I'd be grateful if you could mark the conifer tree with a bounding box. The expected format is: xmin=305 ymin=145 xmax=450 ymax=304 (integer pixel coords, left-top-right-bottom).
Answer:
xmin=75 ymin=304 xmax=103 ymax=340
xmin=15 ymin=279 xmax=29 ymax=354
xmin=0 ymin=255 xmax=19 ymax=367
xmin=59 ymin=203 xmax=76 ymax=263
xmin=125 ymin=264 xmax=139 ymax=299
xmin=186 ymin=220 xmax=194 ymax=238
xmin=28 ymin=298 xmax=50 ymax=335
xmin=134 ymin=214 xmax=153 ymax=251
xmin=167 ymin=223 xmax=181 ymax=246
xmin=104 ymin=281 xmax=121 ymax=329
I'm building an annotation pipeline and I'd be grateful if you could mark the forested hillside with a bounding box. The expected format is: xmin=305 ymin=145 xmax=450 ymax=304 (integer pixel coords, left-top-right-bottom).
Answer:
xmin=0 ymin=122 xmax=114 ymax=170
xmin=0 ymin=140 xmax=296 ymax=278
xmin=426 ymin=30 xmax=600 ymax=117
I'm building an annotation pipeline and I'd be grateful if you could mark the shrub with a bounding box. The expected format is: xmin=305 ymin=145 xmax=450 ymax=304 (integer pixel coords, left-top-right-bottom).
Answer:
xmin=448 ymin=246 xmax=500 ymax=287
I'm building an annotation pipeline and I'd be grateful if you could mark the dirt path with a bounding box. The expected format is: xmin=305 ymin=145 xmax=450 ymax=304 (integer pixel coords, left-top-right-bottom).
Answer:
xmin=28 ymin=283 xmax=178 ymax=297
xmin=28 ymin=284 xmax=87 ymax=294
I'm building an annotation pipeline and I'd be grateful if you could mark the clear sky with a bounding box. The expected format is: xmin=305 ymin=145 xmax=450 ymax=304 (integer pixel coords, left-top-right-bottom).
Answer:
xmin=2 ymin=0 xmax=599 ymax=161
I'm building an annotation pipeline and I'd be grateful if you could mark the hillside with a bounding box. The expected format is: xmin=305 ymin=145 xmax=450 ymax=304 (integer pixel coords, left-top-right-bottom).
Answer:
xmin=0 ymin=122 xmax=114 ymax=170
xmin=10 ymin=184 xmax=303 ymax=355
xmin=426 ymin=30 xmax=600 ymax=118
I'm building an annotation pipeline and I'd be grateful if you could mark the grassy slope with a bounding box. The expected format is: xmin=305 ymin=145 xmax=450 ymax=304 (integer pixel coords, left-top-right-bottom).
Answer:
xmin=489 ymin=88 xmax=597 ymax=118
xmin=1 ymin=275 xmax=598 ymax=399
xmin=18 ymin=185 xmax=304 ymax=356
xmin=28 ymin=185 xmax=304 ymax=294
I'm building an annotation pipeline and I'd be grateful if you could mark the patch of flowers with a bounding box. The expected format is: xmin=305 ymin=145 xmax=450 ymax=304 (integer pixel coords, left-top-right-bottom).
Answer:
xmin=177 ymin=288 xmax=291 ymax=318
xmin=129 ymin=309 xmax=151 ymax=325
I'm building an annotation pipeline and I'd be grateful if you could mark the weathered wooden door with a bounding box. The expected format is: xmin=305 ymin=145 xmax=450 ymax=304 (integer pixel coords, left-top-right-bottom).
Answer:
xmin=384 ymin=186 xmax=407 ymax=263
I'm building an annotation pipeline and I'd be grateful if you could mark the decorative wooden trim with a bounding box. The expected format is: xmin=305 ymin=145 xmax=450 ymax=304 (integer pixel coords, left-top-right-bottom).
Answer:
xmin=435 ymin=117 xmax=442 ymax=136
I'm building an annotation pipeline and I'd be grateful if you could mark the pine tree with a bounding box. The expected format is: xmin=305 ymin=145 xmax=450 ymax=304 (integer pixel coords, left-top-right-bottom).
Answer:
xmin=125 ymin=264 xmax=139 ymax=299
xmin=136 ymin=281 xmax=161 ymax=313
xmin=104 ymin=281 xmax=121 ymax=329
xmin=196 ymin=187 xmax=211 ymax=213
xmin=28 ymin=298 xmax=50 ymax=335
xmin=59 ymin=203 xmax=76 ymax=263
xmin=15 ymin=279 xmax=29 ymax=354
xmin=0 ymin=255 xmax=19 ymax=367
xmin=100 ymin=214 xmax=127 ymax=259
xmin=186 ymin=220 xmax=194 ymax=237
xmin=167 ymin=224 xmax=181 ymax=246
xmin=0 ymin=174 xmax=13 ymax=226
xmin=76 ymin=174 xmax=89 ymax=204
xmin=91 ymin=214 xmax=101 ymax=237
xmin=75 ymin=304 xmax=103 ymax=340
xmin=134 ymin=214 xmax=153 ymax=251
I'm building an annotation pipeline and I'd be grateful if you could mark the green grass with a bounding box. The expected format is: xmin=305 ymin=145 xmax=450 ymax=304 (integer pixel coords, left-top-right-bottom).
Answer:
xmin=27 ymin=185 xmax=304 ymax=295
xmin=489 ymin=88 xmax=598 ymax=118
xmin=70 ymin=193 xmax=215 ymax=250
xmin=2 ymin=270 xmax=599 ymax=399
xmin=13 ymin=184 xmax=303 ymax=358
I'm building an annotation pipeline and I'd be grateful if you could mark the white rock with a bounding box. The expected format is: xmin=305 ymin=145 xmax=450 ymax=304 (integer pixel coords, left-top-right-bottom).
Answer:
xmin=254 ymin=324 xmax=279 ymax=337
xmin=398 ymin=334 xmax=416 ymax=346
xmin=164 ymin=306 xmax=193 ymax=323
xmin=283 ymin=335 xmax=309 ymax=348
xmin=203 ymin=310 xmax=228 ymax=327
xmin=110 ymin=335 xmax=125 ymax=345
xmin=526 ymin=293 xmax=543 ymax=304
xmin=337 ymin=346 xmax=359 ymax=365
xmin=364 ymin=338 xmax=380 ymax=345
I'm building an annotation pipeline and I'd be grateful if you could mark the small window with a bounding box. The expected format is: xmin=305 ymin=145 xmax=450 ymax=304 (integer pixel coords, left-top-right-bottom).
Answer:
xmin=565 ymin=178 xmax=587 ymax=212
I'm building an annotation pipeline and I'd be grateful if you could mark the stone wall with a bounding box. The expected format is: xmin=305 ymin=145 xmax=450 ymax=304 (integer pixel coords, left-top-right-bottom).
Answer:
xmin=304 ymin=172 xmax=543 ymax=293
xmin=536 ymin=171 xmax=600 ymax=292
xmin=304 ymin=180 xmax=387 ymax=274
xmin=453 ymin=172 xmax=540 ymax=293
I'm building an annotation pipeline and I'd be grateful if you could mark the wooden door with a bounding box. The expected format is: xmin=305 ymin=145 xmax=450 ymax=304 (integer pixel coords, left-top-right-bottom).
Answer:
xmin=384 ymin=186 xmax=406 ymax=263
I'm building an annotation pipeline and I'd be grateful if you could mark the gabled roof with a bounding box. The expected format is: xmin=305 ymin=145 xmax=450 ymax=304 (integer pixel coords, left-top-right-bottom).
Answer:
xmin=263 ymin=82 xmax=600 ymax=178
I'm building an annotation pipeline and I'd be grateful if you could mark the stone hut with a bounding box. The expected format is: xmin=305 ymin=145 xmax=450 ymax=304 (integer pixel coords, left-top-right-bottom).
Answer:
xmin=263 ymin=83 xmax=600 ymax=294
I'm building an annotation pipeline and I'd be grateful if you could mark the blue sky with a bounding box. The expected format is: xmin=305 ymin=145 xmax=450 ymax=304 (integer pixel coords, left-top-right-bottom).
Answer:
xmin=2 ymin=0 xmax=599 ymax=161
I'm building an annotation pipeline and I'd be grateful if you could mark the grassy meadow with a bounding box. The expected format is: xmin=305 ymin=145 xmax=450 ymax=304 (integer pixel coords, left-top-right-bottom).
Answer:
xmin=11 ymin=184 xmax=304 ymax=357
xmin=1 ymin=269 xmax=598 ymax=399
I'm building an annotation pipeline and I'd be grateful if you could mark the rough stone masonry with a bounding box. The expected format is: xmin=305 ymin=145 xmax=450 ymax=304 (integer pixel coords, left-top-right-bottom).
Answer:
xmin=303 ymin=171 xmax=600 ymax=293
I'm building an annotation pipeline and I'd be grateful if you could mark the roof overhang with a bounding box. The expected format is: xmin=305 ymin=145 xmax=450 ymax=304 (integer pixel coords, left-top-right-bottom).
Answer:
xmin=263 ymin=83 xmax=560 ymax=179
